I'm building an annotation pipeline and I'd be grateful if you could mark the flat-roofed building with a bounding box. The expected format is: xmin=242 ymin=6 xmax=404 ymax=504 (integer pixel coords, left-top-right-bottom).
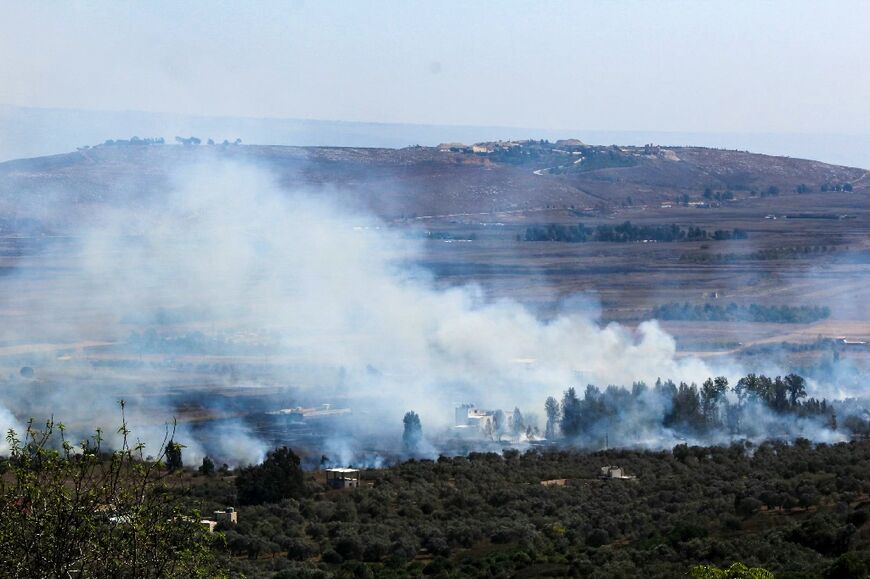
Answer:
xmin=326 ymin=468 xmax=361 ymax=489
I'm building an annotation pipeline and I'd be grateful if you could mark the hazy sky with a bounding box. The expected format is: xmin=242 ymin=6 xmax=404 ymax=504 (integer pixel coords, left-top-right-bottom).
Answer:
xmin=2 ymin=1 xmax=869 ymax=134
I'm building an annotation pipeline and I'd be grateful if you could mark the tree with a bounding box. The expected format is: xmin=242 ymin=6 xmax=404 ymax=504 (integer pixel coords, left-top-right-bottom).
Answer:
xmin=735 ymin=496 xmax=763 ymax=518
xmin=701 ymin=377 xmax=728 ymax=428
xmin=0 ymin=408 xmax=219 ymax=577
xmin=560 ymin=387 xmax=581 ymax=437
xmin=667 ymin=382 xmax=703 ymax=431
xmin=544 ymin=396 xmax=560 ymax=439
xmin=757 ymin=375 xmax=775 ymax=405
xmin=511 ymin=407 xmax=524 ymax=439
xmin=199 ymin=455 xmax=215 ymax=476
xmin=165 ymin=439 xmax=183 ymax=471
xmin=735 ymin=374 xmax=759 ymax=406
xmin=493 ymin=410 xmax=506 ymax=441
xmin=235 ymin=446 xmax=306 ymax=505
xmin=402 ymin=411 xmax=423 ymax=453
xmin=785 ymin=373 xmax=807 ymax=407
xmin=825 ymin=552 xmax=870 ymax=579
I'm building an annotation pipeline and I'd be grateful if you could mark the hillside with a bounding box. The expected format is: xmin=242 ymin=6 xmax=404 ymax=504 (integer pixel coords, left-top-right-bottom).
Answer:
xmin=0 ymin=141 xmax=865 ymax=230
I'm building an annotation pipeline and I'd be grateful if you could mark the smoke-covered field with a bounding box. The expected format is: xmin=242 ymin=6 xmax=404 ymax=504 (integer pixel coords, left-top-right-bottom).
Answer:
xmin=0 ymin=157 xmax=868 ymax=467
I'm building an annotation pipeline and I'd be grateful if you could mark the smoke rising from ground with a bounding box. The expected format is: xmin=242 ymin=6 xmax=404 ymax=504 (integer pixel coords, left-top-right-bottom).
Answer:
xmin=0 ymin=161 xmax=860 ymax=464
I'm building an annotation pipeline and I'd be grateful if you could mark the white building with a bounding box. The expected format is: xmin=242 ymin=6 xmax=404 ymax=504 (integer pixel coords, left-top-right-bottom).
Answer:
xmin=453 ymin=404 xmax=515 ymax=438
xmin=599 ymin=465 xmax=636 ymax=480
xmin=326 ymin=468 xmax=361 ymax=489
xmin=213 ymin=507 xmax=237 ymax=525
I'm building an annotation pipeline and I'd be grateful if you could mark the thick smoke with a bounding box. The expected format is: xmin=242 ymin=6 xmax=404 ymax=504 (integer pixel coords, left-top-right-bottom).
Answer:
xmin=0 ymin=160 xmax=857 ymax=464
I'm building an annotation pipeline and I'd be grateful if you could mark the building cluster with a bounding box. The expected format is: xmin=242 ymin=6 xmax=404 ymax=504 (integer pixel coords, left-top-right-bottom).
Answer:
xmin=453 ymin=404 xmax=517 ymax=439
xmin=437 ymin=141 xmax=523 ymax=154
xmin=437 ymin=139 xmax=586 ymax=156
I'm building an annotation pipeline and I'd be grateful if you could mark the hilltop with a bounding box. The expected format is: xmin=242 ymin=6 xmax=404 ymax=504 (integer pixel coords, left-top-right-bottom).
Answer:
xmin=0 ymin=140 xmax=865 ymax=230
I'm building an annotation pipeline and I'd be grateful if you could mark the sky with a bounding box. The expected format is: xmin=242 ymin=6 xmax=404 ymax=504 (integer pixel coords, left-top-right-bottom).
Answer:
xmin=2 ymin=1 xmax=869 ymax=135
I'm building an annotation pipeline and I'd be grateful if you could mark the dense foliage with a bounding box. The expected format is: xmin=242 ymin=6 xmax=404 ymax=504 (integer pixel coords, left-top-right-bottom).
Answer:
xmin=0 ymin=410 xmax=220 ymax=578
xmin=235 ymin=447 xmax=306 ymax=506
xmin=192 ymin=439 xmax=870 ymax=578
xmin=524 ymin=221 xmax=747 ymax=243
xmin=424 ymin=231 xmax=477 ymax=241
xmin=547 ymin=373 xmax=853 ymax=450
xmin=652 ymin=303 xmax=831 ymax=324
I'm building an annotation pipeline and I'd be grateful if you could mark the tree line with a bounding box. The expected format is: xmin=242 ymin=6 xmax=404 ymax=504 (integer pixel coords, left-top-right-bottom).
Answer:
xmin=524 ymin=221 xmax=747 ymax=243
xmin=651 ymin=302 xmax=831 ymax=324
xmin=88 ymin=136 xmax=244 ymax=148
xmin=679 ymin=245 xmax=839 ymax=263
xmin=543 ymin=373 xmax=855 ymax=448
xmin=100 ymin=136 xmax=165 ymax=146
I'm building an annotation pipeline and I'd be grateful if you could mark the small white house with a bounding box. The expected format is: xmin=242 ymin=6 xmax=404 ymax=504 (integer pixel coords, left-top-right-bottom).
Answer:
xmin=599 ymin=465 xmax=636 ymax=480
xmin=326 ymin=468 xmax=361 ymax=489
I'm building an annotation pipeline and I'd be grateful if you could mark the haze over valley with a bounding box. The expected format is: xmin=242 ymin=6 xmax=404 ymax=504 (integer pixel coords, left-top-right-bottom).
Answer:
xmin=3 ymin=2 xmax=870 ymax=577
xmin=0 ymin=138 xmax=868 ymax=463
